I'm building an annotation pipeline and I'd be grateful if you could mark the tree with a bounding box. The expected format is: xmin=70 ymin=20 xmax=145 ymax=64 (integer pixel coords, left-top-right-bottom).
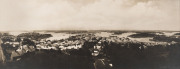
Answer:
xmin=22 ymin=38 xmax=35 ymax=46
xmin=1 ymin=36 xmax=15 ymax=43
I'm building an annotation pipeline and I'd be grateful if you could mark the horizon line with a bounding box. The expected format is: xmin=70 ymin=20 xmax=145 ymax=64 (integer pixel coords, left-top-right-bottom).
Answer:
xmin=1 ymin=29 xmax=180 ymax=32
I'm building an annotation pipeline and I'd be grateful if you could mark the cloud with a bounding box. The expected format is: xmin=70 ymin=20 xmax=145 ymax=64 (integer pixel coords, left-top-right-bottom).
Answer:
xmin=0 ymin=0 xmax=179 ymax=31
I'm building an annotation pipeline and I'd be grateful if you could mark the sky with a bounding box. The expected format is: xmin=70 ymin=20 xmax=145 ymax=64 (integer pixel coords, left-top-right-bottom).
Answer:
xmin=0 ymin=0 xmax=180 ymax=31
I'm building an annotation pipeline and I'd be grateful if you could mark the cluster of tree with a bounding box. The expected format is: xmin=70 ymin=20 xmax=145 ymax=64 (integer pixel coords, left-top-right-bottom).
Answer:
xmin=1 ymin=33 xmax=15 ymax=43
xmin=174 ymin=33 xmax=180 ymax=35
xmin=112 ymin=31 xmax=127 ymax=35
xmin=128 ymin=32 xmax=158 ymax=38
xmin=153 ymin=35 xmax=180 ymax=42
xmin=4 ymin=50 xmax=94 ymax=69
xmin=104 ymin=42 xmax=180 ymax=69
xmin=21 ymin=38 xmax=36 ymax=46
xmin=67 ymin=36 xmax=81 ymax=41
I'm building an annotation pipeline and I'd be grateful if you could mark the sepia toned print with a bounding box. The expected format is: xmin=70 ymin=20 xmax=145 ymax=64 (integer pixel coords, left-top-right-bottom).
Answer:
xmin=0 ymin=0 xmax=180 ymax=69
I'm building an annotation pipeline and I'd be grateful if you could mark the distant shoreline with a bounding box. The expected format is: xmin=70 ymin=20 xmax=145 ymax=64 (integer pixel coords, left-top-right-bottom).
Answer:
xmin=1 ymin=30 xmax=179 ymax=32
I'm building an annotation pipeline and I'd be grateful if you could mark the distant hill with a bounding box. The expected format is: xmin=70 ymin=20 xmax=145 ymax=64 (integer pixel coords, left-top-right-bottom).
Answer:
xmin=128 ymin=33 xmax=158 ymax=38
xmin=174 ymin=33 xmax=180 ymax=35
